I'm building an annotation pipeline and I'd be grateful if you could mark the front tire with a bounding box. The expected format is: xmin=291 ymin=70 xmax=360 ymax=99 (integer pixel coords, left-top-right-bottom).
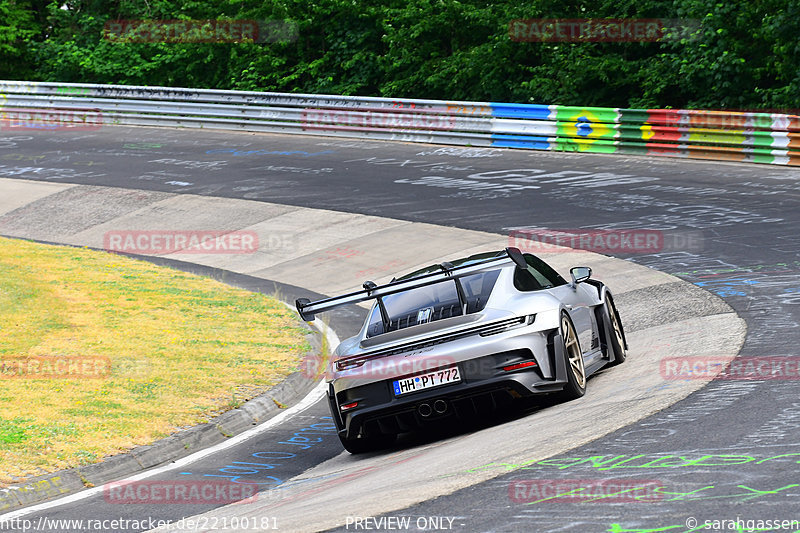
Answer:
xmin=556 ymin=313 xmax=586 ymax=401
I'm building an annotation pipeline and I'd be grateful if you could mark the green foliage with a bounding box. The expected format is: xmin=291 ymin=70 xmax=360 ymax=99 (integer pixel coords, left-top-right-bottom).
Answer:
xmin=2 ymin=0 xmax=799 ymax=109
xmin=0 ymin=0 xmax=44 ymax=79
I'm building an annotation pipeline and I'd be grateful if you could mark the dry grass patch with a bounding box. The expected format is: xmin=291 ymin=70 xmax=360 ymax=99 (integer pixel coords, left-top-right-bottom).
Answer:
xmin=0 ymin=236 xmax=311 ymax=486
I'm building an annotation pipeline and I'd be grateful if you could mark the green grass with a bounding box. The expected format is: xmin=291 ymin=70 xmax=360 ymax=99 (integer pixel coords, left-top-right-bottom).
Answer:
xmin=0 ymin=236 xmax=313 ymax=485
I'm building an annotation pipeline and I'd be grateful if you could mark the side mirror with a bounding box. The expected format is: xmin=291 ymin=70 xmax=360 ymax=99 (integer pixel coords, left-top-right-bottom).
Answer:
xmin=505 ymin=247 xmax=528 ymax=270
xmin=570 ymin=266 xmax=592 ymax=286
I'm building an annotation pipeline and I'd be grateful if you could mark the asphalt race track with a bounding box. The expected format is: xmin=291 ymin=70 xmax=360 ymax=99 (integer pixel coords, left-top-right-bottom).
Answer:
xmin=1 ymin=127 xmax=799 ymax=533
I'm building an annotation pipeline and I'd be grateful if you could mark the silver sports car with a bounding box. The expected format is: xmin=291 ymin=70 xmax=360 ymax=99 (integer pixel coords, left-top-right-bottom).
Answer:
xmin=295 ymin=247 xmax=627 ymax=453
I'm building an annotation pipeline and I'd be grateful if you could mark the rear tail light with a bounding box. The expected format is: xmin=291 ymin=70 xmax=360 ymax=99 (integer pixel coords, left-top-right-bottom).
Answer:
xmin=503 ymin=360 xmax=538 ymax=372
xmin=340 ymin=401 xmax=359 ymax=411
xmin=337 ymin=359 xmax=366 ymax=371
xmin=479 ymin=315 xmax=535 ymax=337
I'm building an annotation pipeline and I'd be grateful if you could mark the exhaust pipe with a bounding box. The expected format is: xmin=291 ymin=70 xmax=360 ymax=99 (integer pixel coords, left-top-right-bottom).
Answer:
xmin=418 ymin=403 xmax=433 ymax=418
xmin=433 ymin=399 xmax=448 ymax=414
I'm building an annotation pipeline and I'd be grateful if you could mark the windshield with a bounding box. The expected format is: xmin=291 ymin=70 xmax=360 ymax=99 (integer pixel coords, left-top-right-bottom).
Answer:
xmin=366 ymin=269 xmax=501 ymax=337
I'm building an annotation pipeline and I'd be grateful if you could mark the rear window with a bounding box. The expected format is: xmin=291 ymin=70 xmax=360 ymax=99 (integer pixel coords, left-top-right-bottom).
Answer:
xmin=366 ymin=269 xmax=500 ymax=337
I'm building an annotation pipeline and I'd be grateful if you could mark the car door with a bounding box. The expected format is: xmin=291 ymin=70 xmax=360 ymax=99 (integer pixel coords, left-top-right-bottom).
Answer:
xmin=550 ymin=283 xmax=595 ymax=355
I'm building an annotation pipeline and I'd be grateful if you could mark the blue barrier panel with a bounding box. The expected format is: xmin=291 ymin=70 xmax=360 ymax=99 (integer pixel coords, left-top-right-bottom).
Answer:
xmin=490 ymin=134 xmax=551 ymax=150
xmin=490 ymin=103 xmax=553 ymax=120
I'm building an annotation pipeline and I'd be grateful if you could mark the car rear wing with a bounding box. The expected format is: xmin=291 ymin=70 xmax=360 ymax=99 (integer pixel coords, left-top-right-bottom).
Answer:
xmin=294 ymin=247 xmax=528 ymax=321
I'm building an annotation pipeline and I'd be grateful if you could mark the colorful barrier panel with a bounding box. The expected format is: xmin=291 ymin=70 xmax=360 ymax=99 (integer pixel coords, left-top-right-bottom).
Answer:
xmin=1 ymin=81 xmax=798 ymax=166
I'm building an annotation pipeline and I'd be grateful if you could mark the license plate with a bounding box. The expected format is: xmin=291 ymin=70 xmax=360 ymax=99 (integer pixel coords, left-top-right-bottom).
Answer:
xmin=392 ymin=367 xmax=461 ymax=396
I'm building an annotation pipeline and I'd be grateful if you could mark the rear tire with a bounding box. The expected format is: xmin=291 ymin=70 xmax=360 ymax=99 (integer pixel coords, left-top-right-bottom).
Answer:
xmin=338 ymin=432 xmax=397 ymax=454
xmin=555 ymin=313 xmax=586 ymax=401
xmin=603 ymin=294 xmax=627 ymax=366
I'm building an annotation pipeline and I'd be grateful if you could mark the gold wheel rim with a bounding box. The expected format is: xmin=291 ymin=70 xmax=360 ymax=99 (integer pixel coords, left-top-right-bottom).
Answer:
xmin=562 ymin=315 xmax=585 ymax=387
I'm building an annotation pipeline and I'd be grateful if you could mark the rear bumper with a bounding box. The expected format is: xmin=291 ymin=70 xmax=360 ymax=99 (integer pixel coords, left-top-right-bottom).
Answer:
xmin=329 ymin=343 xmax=569 ymax=439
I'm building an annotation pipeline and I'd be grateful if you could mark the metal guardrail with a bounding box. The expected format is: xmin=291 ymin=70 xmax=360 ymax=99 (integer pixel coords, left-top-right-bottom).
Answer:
xmin=1 ymin=80 xmax=798 ymax=166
